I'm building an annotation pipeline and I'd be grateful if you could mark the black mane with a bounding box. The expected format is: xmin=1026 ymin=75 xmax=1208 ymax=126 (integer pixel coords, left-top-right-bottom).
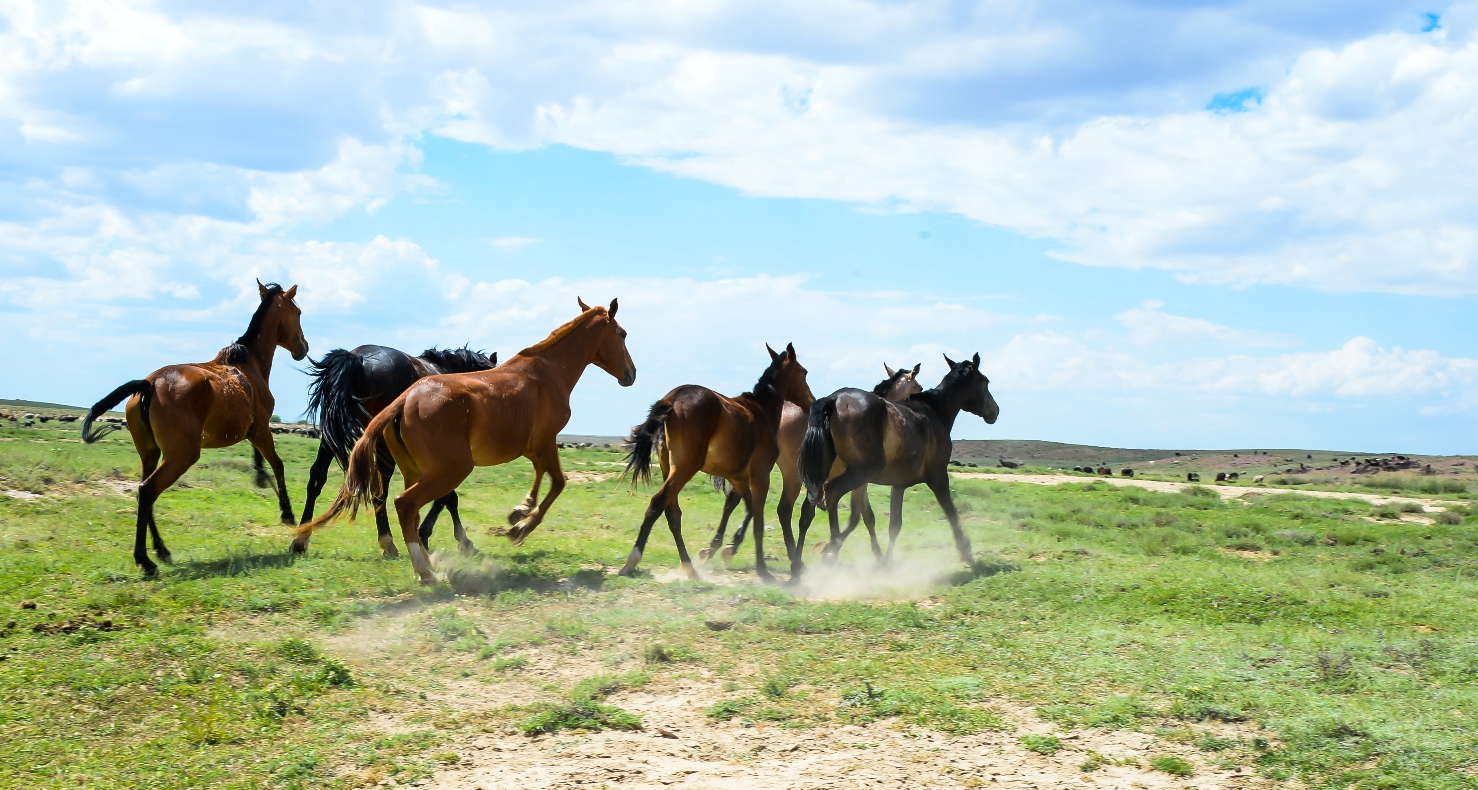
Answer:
xmin=872 ymin=369 xmax=907 ymax=396
xmin=419 ymin=346 xmax=496 ymax=373
xmin=224 ymin=283 xmax=284 ymax=364
xmin=741 ymin=352 xmax=787 ymax=401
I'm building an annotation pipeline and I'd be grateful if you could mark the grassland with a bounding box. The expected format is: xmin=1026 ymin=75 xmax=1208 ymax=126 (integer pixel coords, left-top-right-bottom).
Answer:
xmin=2 ymin=412 xmax=1477 ymax=788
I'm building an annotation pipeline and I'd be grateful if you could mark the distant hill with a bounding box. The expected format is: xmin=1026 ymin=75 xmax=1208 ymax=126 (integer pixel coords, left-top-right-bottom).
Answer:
xmin=0 ymin=399 xmax=89 ymax=413
xmin=950 ymin=439 xmax=1363 ymax=467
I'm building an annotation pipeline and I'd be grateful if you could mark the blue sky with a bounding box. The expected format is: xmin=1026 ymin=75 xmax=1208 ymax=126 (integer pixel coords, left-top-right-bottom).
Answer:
xmin=2 ymin=1 xmax=1477 ymax=452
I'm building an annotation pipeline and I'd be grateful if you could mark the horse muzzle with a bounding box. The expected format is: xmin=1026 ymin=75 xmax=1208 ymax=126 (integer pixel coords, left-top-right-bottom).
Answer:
xmin=619 ymin=367 xmax=637 ymax=387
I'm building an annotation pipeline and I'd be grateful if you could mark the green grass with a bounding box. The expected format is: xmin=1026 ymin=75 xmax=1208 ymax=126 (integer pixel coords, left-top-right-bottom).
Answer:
xmin=3 ymin=416 xmax=1478 ymax=788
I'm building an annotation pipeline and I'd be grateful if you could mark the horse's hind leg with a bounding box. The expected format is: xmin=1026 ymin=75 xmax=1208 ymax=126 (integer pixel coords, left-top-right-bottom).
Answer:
xmin=621 ymin=463 xmax=698 ymax=577
xmin=137 ymin=447 xmax=169 ymax=563
xmin=724 ymin=508 xmax=750 ymax=564
xmin=395 ymin=471 xmax=467 ymax=585
xmin=373 ymin=440 xmax=399 ymax=558
xmin=422 ymin=491 xmax=475 ymax=555
xmin=700 ymin=487 xmax=743 ymax=562
xmin=299 ymin=441 xmax=335 ymax=525
xmin=135 ymin=448 xmax=200 ymax=576
xmin=926 ymin=474 xmax=973 ymax=565
xmin=882 ymin=485 xmax=906 ymax=566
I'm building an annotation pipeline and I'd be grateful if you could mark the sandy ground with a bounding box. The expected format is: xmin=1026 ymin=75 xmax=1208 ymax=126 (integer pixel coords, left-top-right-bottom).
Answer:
xmin=418 ymin=675 xmax=1266 ymax=790
xmin=953 ymin=472 xmax=1452 ymax=511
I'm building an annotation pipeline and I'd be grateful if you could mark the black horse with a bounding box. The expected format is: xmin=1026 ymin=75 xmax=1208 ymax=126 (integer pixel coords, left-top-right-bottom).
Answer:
xmin=301 ymin=345 xmax=495 ymax=557
xmin=799 ymin=353 xmax=999 ymax=567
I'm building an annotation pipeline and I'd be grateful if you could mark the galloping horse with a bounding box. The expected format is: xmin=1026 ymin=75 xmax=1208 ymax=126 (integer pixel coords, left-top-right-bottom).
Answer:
xmin=621 ymin=344 xmax=814 ymax=582
xmin=296 ymin=299 xmax=635 ymax=585
xmin=799 ymin=353 xmax=998 ymax=567
xmin=302 ymin=345 xmax=496 ymax=557
xmin=82 ymin=281 xmax=309 ymax=576
xmin=700 ymin=363 xmax=923 ymax=574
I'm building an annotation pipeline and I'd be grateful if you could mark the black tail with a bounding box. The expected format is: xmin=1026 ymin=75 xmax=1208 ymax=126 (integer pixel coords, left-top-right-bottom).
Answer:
xmin=799 ymin=395 xmax=836 ymax=508
xmin=625 ymin=401 xmax=673 ymax=485
xmin=305 ymin=349 xmax=366 ymax=468
xmin=82 ymin=380 xmax=151 ymax=444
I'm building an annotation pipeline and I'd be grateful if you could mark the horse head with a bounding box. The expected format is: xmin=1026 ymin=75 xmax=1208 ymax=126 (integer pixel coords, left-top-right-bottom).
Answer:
xmin=943 ymin=352 xmax=998 ymax=424
xmin=767 ymin=342 xmax=815 ymax=410
xmin=880 ymin=363 xmax=924 ymax=400
xmin=259 ymin=280 xmax=309 ymax=361
xmin=579 ymin=297 xmax=636 ymax=387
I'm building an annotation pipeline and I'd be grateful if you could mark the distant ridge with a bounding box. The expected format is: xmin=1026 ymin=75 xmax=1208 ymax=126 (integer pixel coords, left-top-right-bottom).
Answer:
xmin=0 ymin=399 xmax=89 ymax=412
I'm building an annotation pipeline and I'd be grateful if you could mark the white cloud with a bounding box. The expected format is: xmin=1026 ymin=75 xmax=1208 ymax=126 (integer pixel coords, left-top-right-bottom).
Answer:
xmin=1116 ymin=301 xmax=1298 ymax=347
xmin=488 ymin=236 xmax=538 ymax=251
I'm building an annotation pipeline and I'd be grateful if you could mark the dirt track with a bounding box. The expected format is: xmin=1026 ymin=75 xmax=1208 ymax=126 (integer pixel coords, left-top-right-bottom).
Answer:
xmin=952 ymin=472 xmax=1452 ymax=511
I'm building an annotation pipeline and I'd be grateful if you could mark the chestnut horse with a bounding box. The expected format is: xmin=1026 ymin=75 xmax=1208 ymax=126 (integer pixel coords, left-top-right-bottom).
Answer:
xmin=81 ymin=281 xmax=309 ymax=577
xmin=799 ymin=354 xmax=998 ymax=567
xmin=301 ymin=344 xmax=496 ymax=557
xmin=621 ymin=344 xmax=814 ymax=582
xmin=701 ymin=363 xmax=922 ymax=574
xmin=296 ymin=299 xmax=636 ymax=584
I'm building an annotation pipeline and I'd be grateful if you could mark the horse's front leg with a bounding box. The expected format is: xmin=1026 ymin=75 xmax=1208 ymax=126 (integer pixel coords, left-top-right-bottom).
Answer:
xmin=509 ymin=468 xmax=544 ymax=525
xmin=699 ymin=486 xmax=744 ymax=562
xmin=248 ymin=429 xmax=296 ymax=525
xmin=747 ymin=467 xmax=776 ymax=584
xmin=508 ymin=448 xmax=564 ymax=546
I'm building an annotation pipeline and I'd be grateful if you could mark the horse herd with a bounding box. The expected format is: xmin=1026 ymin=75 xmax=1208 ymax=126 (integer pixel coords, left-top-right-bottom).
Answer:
xmin=80 ymin=281 xmax=998 ymax=585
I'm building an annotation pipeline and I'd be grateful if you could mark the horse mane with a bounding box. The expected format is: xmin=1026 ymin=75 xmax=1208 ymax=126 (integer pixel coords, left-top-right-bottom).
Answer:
xmin=523 ymin=308 xmax=600 ymax=353
xmin=872 ymin=369 xmax=907 ymax=396
xmin=419 ymin=346 xmax=496 ymax=373
xmin=740 ymin=352 xmax=786 ymax=402
xmin=223 ymin=283 xmax=284 ymax=365
xmin=909 ymin=360 xmax=972 ymax=413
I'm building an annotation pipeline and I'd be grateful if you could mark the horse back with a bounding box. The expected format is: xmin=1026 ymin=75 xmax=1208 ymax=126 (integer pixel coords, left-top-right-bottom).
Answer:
xmin=829 ymin=389 xmax=944 ymax=485
xmin=350 ymin=345 xmax=421 ymax=418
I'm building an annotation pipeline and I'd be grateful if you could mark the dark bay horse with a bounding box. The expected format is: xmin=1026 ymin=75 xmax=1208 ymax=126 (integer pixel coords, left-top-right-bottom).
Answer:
xmin=301 ymin=345 xmax=496 ymax=558
xmin=799 ymin=353 xmax=998 ymax=567
xmin=621 ymin=344 xmax=814 ymax=582
xmin=296 ymin=299 xmax=635 ymax=584
xmin=701 ymin=363 xmax=923 ymax=573
xmin=82 ymin=281 xmax=309 ymax=577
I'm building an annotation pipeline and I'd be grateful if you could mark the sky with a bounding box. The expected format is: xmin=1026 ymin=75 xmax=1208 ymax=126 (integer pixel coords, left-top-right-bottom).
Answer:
xmin=2 ymin=1 xmax=1477 ymax=453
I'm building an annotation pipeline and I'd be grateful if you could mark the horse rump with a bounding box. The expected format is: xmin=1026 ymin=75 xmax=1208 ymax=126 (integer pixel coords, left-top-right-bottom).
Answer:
xmin=305 ymin=348 xmax=368 ymax=467
xmin=82 ymin=380 xmax=151 ymax=443
xmin=798 ymin=395 xmax=836 ymax=508
xmin=624 ymin=401 xmax=673 ymax=485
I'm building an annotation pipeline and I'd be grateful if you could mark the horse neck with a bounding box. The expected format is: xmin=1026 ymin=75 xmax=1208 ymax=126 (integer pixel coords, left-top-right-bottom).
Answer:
xmin=919 ymin=381 xmax=969 ymax=430
xmin=244 ymin=311 xmax=281 ymax=382
xmin=884 ymin=378 xmax=913 ymax=401
xmin=520 ymin=315 xmax=603 ymax=395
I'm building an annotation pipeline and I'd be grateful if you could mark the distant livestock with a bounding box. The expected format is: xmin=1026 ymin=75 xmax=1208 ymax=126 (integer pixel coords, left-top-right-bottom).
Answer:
xmin=1215 ymin=472 xmax=1227 ymax=482
xmin=1097 ymin=467 xmax=1112 ymax=476
xmin=1120 ymin=468 xmax=1134 ymax=477
xmin=1186 ymin=472 xmax=1201 ymax=482
xmin=1227 ymin=472 xmax=1239 ymax=481
xmin=1253 ymin=475 xmax=1265 ymax=483
xmin=999 ymin=458 xmax=1020 ymax=469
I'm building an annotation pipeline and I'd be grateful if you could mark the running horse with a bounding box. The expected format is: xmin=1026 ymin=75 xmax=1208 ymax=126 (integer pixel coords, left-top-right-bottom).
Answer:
xmin=296 ymin=299 xmax=636 ymax=585
xmin=301 ymin=345 xmax=497 ymax=557
xmin=701 ymin=363 xmax=922 ymax=574
xmin=81 ymin=281 xmax=309 ymax=577
xmin=621 ymin=344 xmax=814 ymax=582
xmin=799 ymin=353 xmax=998 ymax=567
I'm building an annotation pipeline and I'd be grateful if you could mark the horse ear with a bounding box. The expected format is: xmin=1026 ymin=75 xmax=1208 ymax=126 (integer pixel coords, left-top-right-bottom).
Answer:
xmin=972 ymin=352 xmax=981 ymax=368
xmin=257 ymin=279 xmax=268 ymax=297
xmin=284 ymin=284 xmax=298 ymax=300
xmin=608 ymin=298 xmax=619 ymax=318
xmin=490 ymin=352 xmax=498 ymax=366
xmin=577 ymin=297 xmax=590 ymax=312
xmin=943 ymin=353 xmax=958 ymax=369
xmin=885 ymin=363 xmax=897 ymax=377
xmin=766 ymin=343 xmax=779 ymax=361
xmin=785 ymin=342 xmax=796 ymax=359
xmin=911 ymin=363 xmax=921 ymax=376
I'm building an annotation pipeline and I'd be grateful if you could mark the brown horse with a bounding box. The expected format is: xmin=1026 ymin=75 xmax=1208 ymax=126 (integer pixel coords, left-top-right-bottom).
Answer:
xmin=621 ymin=344 xmax=814 ymax=582
xmin=296 ymin=298 xmax=636 ymax=585
xmin=701 ymin=363 xmax=923 ymax=574
xmin=81 ymin=281 xmax=309 ymax=577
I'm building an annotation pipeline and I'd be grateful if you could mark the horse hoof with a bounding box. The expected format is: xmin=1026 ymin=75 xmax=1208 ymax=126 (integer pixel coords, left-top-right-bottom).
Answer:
xmin=141 ymin=564 xmax=159 ymax=579
xmin=459 ymin=542 xmax=480 ymax=556
xmin=507 ymin=528 xmax=528 ymax=547
xmin=156 ymin=552 xmax=173 ymax=565
xmin=417 ymin=575 xmax=438 ymax=586
xmin=382 ymin=547 xmax=400 ymax=559
xmin=289 ymin=540 xmax=308 ymax=555
xmin=697 ymin=547 xmax=712 ymax=562
xmin=281 ymin=515 xmax=297 ymax=526
xmin=507 ymin=506 xmax=532 ymax=525
xmin=719 ymin=545 xmax=736 ymax=563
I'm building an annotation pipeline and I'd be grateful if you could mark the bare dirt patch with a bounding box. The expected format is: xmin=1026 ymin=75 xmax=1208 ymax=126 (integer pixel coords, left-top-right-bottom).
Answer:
xmin=564 ymin=470 xmax=619 ymax=485
xmin=417 ymin=673 xmax=1269 ymax=790
xmin=955 ymin=472 xmax=1451 ymax=510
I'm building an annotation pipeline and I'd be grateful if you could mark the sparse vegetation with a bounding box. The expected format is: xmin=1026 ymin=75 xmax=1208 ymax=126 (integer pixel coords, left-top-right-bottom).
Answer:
xmin=2 ymin=416 xmax=1477 ymax=787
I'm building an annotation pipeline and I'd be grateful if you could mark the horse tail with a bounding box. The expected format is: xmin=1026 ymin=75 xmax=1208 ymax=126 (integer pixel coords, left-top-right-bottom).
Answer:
xmin=82 ymin=380 xmax=151 ymax=444
xmin=305 ymin=348 xmax=366 ymax=468
xmin=296 ymin=395 xmax=403 ymax=541
xmin=625 ymin=400 xmax=673 ymax=485
xmin=799 ymin=395 xmax=836 ymax=508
